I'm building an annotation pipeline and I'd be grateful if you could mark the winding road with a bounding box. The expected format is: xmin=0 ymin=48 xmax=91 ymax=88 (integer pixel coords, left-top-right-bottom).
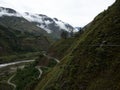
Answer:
xmin=53 ymin=58 xmax=60 ymax=63
xmin=7 ymin=66 xmax=43 ymax=90
xmin=35 ymin=52 xmax=60 ymax=80
xmin=1 ymin=52 xmax=60 ymax=90
xmin=35 ymin=66 xmax=43 ymax=79
xmin=43 ymin=53 xmax=60 ymax=63
xmin=7 ymin=74 xmax=16 ymax=90
xmin=0 ymin=60 xmax=35 ymax=68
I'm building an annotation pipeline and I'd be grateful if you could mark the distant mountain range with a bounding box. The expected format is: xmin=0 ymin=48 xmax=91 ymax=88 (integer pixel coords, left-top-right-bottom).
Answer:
xmin=0 ymin=7 xmax=78 ymax=39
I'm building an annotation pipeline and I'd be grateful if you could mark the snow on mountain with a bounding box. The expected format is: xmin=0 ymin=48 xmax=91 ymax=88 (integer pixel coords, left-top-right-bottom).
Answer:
xmin=0 ymin=7 xmax=78 ymax=34
xmin=21 ymin=12 xmax=43 ymax=23
xmin=21 ymin=12 xmax=77 ymax=33
xmin=36 ymin=24 xmax=51 ymax=33
xmin=54 ymin=20 xmax=68 ymax=31
xmin=0 ymin=7 xmax=21 ymax=17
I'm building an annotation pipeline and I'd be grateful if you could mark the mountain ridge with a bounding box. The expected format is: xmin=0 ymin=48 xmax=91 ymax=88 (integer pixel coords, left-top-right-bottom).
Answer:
xmin=0 ymin=7 xmax=78 ymax=37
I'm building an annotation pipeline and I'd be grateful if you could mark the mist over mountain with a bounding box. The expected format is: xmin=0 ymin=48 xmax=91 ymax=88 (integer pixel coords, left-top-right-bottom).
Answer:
xmin=0 ymin=7 xmax=78 ymax=38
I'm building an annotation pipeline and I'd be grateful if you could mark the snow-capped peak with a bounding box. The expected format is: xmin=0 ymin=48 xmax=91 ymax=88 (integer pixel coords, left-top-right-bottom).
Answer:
xmin=36 ymin=24 xmax=51 ymax=33
xmin=21 ymin=12 xmax=43 ymax=23
xmin=0 ymin=7 xmax=78 ymax=34
xmin=0 ymin=7 xmax=21 ymax=17
xmin=20 ymin=12 xmax=77 ymax=33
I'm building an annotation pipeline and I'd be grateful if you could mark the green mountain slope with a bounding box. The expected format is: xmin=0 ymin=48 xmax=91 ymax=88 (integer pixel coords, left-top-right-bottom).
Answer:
xmin=0 ymin=23 xmax=51 ymax=56
xmin=0 ymin=16 xmax=47 ymax=35
xmin=48 ymin=37 xmax=78 ymax=59
xmin=35 ymin=0 xmax=120 ymax=90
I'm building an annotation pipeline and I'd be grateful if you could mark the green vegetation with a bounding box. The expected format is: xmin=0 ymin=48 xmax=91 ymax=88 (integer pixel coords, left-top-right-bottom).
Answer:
xmin=47 ymin=58 xmax=57 ymax=67
xmin=0 ymin=0 xmax=120 ymax=90
xmin=61 ymin=30 xmax=69 ymax=39
xmin=13 ymin=63 xmax=39 ymax=90
xmin=8 ymin=52 xmax=59 ymax=90
xmin=0 ymin=82 xmax=13 ymax=90
xmin=48 ymin=37 xmax=78 ymax=59
xmin=0 ymin=22 xmax=52 ymax=57
xmin=34 ymin=0 xmax=120 ymax=90
xmin=0 ymin=52 xmax=40 ymax=64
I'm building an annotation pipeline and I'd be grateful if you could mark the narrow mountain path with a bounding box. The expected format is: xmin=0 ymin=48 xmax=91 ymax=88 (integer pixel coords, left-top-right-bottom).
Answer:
xmin=1 ymin=52 xmax=60 ymax=90
xmin=35 ymin=66 xmax=43 ymax=79
xmin=53 ymin=58 xmax=60 ymax=63
xmin=7 ymin=74 xmax=16 ymax=90
xmin=43 ymin=53 xmax=60 ymax=63
xmin=34 ymin=52 xmax=60 ymax=80
xmin=0 ymin=59 xmax=35 ymax=68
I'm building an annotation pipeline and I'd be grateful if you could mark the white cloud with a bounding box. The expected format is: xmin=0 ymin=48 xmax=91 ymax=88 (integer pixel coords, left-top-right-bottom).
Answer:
xmin=0 ymin=0 xmax=115 ymax=27
xmin=0 ymin=7 xmax=21 ymax=17
xmin=44 ymin=20 xmax=52 ymax=25
xmin=37 ymin=24 xmax=51 ymax=33
xmin=56 ymin=22 xmax=68 ymax=31
xmin=21 ymin=13 xmax=43 ymax=23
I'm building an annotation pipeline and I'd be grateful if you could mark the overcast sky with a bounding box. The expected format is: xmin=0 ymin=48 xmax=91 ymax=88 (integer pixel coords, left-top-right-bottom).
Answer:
xmin=0 ymin=0 xmax=115 ymax=27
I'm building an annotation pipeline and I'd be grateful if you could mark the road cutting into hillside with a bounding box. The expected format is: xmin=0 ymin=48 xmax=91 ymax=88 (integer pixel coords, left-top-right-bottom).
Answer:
xmin=7 ymin=74 xmax=16 ymax=90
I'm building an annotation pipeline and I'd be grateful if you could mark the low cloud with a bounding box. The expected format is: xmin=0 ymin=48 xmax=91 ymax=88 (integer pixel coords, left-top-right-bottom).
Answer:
xmin=0 ymin=0 xmax=115 ymax=27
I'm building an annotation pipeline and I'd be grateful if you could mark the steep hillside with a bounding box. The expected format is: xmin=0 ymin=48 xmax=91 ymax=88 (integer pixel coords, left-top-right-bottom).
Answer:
xmin=35 ymin=0 xmax=120 ymax=90
xmin=0 ymin=23 xmax=51 ymax=56
xmin=0 ymin=23 xmax=20 ymax=55
xmin=0 ymin=7 xmax=53 ymax=57
xmin=0 ymin=7 xmax=47 ymax=35
xmin=48 ymin=38 xmax=78 ymax=59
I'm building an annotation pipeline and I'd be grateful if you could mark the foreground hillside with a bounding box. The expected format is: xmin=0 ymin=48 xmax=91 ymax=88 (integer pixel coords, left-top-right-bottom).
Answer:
xmin=35 ymin=0 xmax=120 ymax=90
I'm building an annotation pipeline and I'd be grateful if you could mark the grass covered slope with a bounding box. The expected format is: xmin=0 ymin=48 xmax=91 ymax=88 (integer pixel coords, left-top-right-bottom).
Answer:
xmin=0 ymin=23 xmax=51 ymax=56
xmin=0 ymin=16 xmax=47 ymax=35
xmin=35 ymin=0 xmax=120 ymax=90
xmin=48 ymin=38 xmax=78 ymax=59
xmin=0 ymin=24 xmax=20 ymax=55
